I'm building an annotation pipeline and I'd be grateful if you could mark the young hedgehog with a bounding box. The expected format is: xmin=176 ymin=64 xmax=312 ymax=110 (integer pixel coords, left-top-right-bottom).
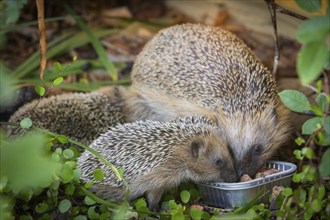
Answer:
xmin=77 ymin=116 xmax=237 ymax=211
xmin=8 ymin=86 xmax=127 ymax=146
xmin=125 ymin=23 xmax=291 ymax=178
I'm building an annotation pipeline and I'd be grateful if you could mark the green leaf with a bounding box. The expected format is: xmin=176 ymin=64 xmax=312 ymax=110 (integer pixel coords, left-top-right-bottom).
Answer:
xmin=65 ymin=184 xmax=75 ymax=196
xmin=292 ymin=173 xmax=302 ymax=183
xmin=87 ymin=206 xmax=99 ymax=220
xmin=35 ymin=86 xmax=46 ymax=96
xmin=295 ymin=0 xmax=322 ymax=13
xmin=73 ymin=168 xmax=81 ymax=181
xmin=319 ymin=148 xmax=330 ymax=177
xmin=304 ymin=207 xmax=314 ymax=220
xmin=276 ymin=210 xmax=285 ymax=218
xmin=317 ymin=184 xmax=325 ymax=200
xmin=316 ymin=93 xmax=327 ymax=112
xmin=302 ymin=117 xmax=323 ymax=134
xmin=311 ymin=199 xmax=322 ymax=212
xmin=168 ymin=200 xmax=179 ymax=209
xmin=282 ymin=187 xmax=293 ymax=197
xmin=99 ymin=212 xmax=111 ymax=220
xmin=319 ymin=131 xmax=330 ymax=146
xmin=190 ymin=207 xmax=203 ymax=220
xmin=58 ymin=199 xmax=71 ymax=213
xmin=93 ymin=169 xmax=105 ymax=181
xmin=325 ymin=116 xmax=330 ymax=133
xmin=135 ymin=198 xmax=147 ymax=210
xmin=293 ymin=186 xmax=306 ymax=207
xmin=293 ymin=149 xmax=303 ymax=160
xmin=60 ymin=164 xmax=74 ymax=183
xmin=20 ymin=118 xmax=32 ymax=129
xmin=73 ymin=215 xmax=87 ymax=220
xmin=297 ymin=41 xmax=329 ymax=85
xmin=0 ymin=133 xmax=62 ymax=192
xmin=84 ymin=196 xmax=96 ymax=205
xmin=294 ymin=137 xmax=305 ymax=146
xmin=63 ymin=149 xmax=74 ymax=159
xmin=302 ymin=147 xmax=315 ymax=159
xmin=53 ymin=61 xmax=62 ymax=72
xmin=35 ymin=202 xmax=49 ymax=214
xmin=310 ymin=105 xmax=323 ymax=116
xmin=4 ymin=0 xmax=28 ymax=24
xmin=172 ymin=212 xmax=185 ymax=220
xmin=180 ymin=190 xmax=190 ymax=204
xmin=53 ymin=76 xmax=64 ymax=86
xmin=279 ymin=90 xmax=311 ymax=113
xmin=57 ymin=135 xmax=68 ymax=144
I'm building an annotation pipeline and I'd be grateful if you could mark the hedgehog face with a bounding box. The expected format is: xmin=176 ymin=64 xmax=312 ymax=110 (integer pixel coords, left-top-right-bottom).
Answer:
xmin=221 ymin=103 xmax=290 ymax=178
xmin=186 ymin=134 xmax=237 ymax=183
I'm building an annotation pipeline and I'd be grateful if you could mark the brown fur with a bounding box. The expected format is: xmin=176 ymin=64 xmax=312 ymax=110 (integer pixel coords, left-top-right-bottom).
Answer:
xmin=8 ymin=86 xmax=127 ymax=146
xmin=77 ymin=117 xmax=236 ymax=210
xmin=125 ymin=23 xmax=291 ymax=177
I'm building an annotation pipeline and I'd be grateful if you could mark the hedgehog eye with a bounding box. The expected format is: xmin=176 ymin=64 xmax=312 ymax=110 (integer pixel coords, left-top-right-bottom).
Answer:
xmin=253 ymin=145 xmax=263 ymax=155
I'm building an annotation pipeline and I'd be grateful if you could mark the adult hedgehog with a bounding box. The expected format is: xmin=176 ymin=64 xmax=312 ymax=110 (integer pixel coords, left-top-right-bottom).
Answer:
xmin=125 ymin=23 xmax=291 ymax=178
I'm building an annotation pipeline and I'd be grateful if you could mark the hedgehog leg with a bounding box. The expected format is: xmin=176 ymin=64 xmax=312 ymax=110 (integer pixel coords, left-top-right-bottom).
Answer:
xmin=91 ymin=184 xmax=126 ymax=201
xmin=146 ymin=189 xmax=164 ymax=212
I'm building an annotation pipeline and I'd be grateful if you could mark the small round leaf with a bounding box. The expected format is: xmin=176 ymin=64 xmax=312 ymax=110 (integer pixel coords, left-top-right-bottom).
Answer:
xmin=84 ymin=196 xmax=96 ymax=205
xmin=93 ymin=169 xmax=104 ymax=181
xmin=58 ymin=199 xmax=71 ymax=213
xmin=282 ymin=187 xmax=293 ymax=197
xmin=63 ymin=149 xmax=74 ymax=159
xmin=35 ymin=202 xmax=49 ymax=214
xmin=35 ymin=86 xmax=46 ymax=96
xmin=73 ymin=215 xmax=87 ymax=220
xmin=87 ymin=206 xmax=99 ymax=220
xmin=20 ymin=118 xmax=32 ymax=129
xmin=190 ymin=207 xmax=203 ymax=220
xmin=180 ymin=190 xmax=190 ymax=204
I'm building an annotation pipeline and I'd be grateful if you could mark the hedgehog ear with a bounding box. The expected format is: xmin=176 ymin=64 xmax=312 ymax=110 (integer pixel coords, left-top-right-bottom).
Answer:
xmin=191 ymin=140 xmax=204 ymax=159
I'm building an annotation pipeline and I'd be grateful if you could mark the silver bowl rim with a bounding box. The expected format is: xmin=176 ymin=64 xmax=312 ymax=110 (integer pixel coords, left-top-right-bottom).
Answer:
xmin=197 ymin=161 xmax=297 ymax=190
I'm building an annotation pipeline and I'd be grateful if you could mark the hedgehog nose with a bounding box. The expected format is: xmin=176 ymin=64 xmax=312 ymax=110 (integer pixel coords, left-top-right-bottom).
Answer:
xmin=236 ymin=165 xmax=244 ymax=178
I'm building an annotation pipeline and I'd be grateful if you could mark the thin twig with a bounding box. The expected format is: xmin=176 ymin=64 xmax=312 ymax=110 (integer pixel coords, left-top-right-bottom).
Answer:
xmin=36 ymin=0 xmax=47 ymax=81
xmin=274 ymin=3 xmax=308 ymax=21
xmin=265 ymin=0 xmax=280 ymax=76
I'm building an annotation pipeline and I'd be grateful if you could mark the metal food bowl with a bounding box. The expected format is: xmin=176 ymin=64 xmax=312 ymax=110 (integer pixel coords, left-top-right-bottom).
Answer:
xmin=197 ymin=161 xmax=297 ymax=208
